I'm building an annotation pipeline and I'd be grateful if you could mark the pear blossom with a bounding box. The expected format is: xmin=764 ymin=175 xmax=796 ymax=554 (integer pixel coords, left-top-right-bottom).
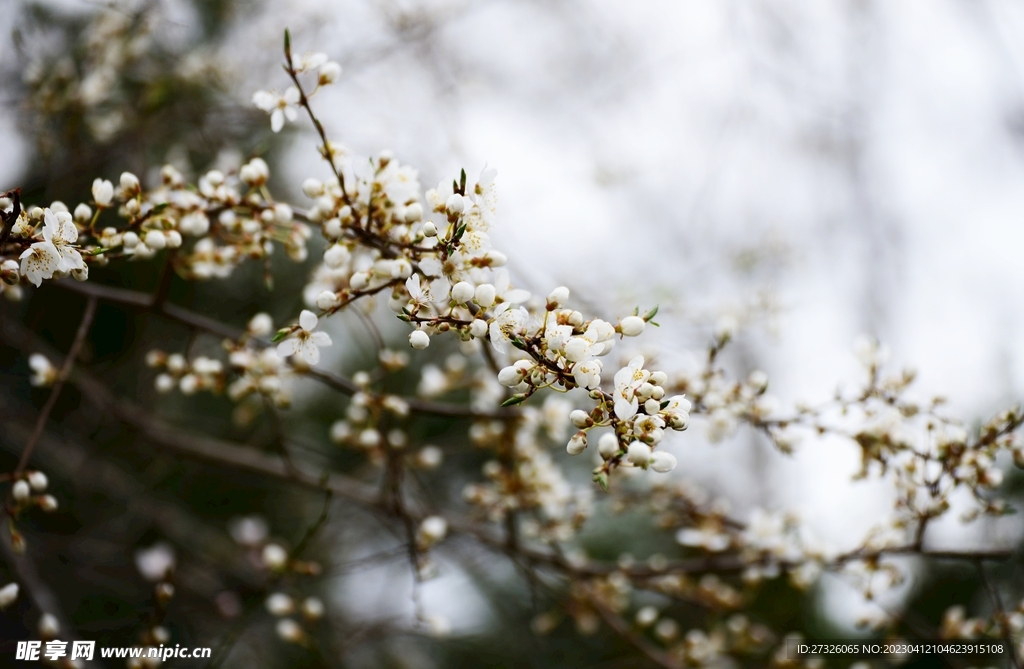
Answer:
xmin=277 ymin=310 xmax=332 ymax=365
xmin=294 ymin=51 xmax=328 ymax=72
xmin=563 ymin=319 xmax=615 ymax=362
xmin=662 ymin=395 xmax=692 ymax=430
xmin=19 ymin=209 xmax=84 ymax=286
xmin=571 ymin=359 xmax=603 ymax=389
xmin=488 ymin=307 xmax=530 ymax=353
xmin=253 ymin=87 xmax=301 ymax=133
xmin=613 ymin=356 xmax=649 ymax=420
xmin=490 ymin=269 xmax=530 ymax=312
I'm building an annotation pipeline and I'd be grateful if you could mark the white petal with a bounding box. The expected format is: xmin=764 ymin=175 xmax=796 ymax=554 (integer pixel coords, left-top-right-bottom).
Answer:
xmin=252 ymin=90 xmax=277 ymax=111
xmin=271 ymin=109 xmax=284 ymax=133
xmin=42 ymin=210 xmax=59 ymax=241
xmin=284 ymin=86 xmax=301 ymax=104
xmin=61 ymin=221 xmax=78 ymax=244
xmin=614 ymin=397 xmax=638 ymax=421
xmin=299 ymin=310 xmax=318 ymax=332
xmin=284 ymin=106 xmax=298 ymax=122
xmin=277 ymin=339 xmax=300 ymax=357
xmin=310 ymin=332 xmax=332 ymax=347
xmin=300 ymin=343 xmax=320 ymax=366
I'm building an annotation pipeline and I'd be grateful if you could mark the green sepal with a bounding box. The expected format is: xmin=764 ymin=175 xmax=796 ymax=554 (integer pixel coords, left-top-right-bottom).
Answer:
xmin=271 ymin=328 xmax=291 ymax=343
xmin=501 ymin=394 xmax=526 ymax=407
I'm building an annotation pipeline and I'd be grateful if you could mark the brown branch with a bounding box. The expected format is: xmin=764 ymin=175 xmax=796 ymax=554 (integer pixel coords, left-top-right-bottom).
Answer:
xmin=14 ymin=294 xmax=98 ymax=477
xmin=592 ymin=602 xmax=682 ymax=669
xmin=54 ymin=278 xmax=516 ymax=419
xmin=0 ymin=313 xmax=1013 ymax=593
xmin=0 ymin=529 xmax=101 ymax=669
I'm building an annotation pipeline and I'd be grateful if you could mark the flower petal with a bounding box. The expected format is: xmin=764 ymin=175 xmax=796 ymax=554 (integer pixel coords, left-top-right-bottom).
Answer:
xmin=271 ymin=109 xmax=284 ymax=133
xmin=300 ymin=343 xmax=320 ymax=366
xmin=299 ymin=310 xmax=318 ymax=332
xmin=277 ymin=339 xmax=300 ymax=357
xmin=310 ymin=332 xmax=332 ymax=347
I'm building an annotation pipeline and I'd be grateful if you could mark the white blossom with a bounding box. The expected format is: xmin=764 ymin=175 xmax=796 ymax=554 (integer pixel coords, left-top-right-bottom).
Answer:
xmin=253 ymin=87 xmax=301 ymax=133
xmin=613 ymin=356 xmax=649 ymax=420
xmin=277 ymin=310 xmax=332 ymax=365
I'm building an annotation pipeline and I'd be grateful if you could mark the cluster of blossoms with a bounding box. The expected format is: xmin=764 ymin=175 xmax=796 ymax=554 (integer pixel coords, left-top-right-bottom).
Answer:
xmin=6 ymin=29 xmax=1024 ymax=669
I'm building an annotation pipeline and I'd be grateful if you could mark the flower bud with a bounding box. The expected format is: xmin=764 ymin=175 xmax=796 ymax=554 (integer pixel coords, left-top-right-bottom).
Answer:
xmin=451 ymin=281 xmax=474 ymax=304
xmin=474 ymin=283 xmax=496 ymax=308
xmin=404 ymin=203 xmax=423 ymax=223
xmin=497 ymin=366 xmax=524 ymax=387
xmin=323 ymin=244 xmax=349 ymax=269
xmin=569 ymin=410 xmax=592 ymax=429
xmin=27 ymin=471 xmax=48 ymax=492
xmin=74 ymin=203 xmax=92 ymax=222
xmin=650 ymin=451 xmax=677 ymax=473
xmin=316 ymin=290 xmax=339 ymax=311
xmin=421 ymin=221 xmax=437 ymax=237
xmin=350 ymin=271 xmax=370 ymax=291
xmin=39 ymin=495 xmax=58 ymax=512
xmin=566 ymin=431 xmax=588 ymax=455
xmin=120 ymin=172 xmax=140 ymax=193
xmin=470 ymin=319 xmax=488 ymax=338
xmin=122 ymin=231 xmax=139 ymax=249
xmin=12 ymin=480 xmax=30 ymax=502
xmin=445 ymin=193 xmax=464 ymax=215
xmin=165 ymin=230 xmax=182 ymax=248
xmin=547 ymin=286 xmax=570 ymax=309
xmin=484 ymin=250 xmax=507 ymax=267
xmin=323 ymin=218 xmax=342 ymax=239
xmin=627 ymin=441 xmax=652 ymax=466
xmin=302 ymin=597 xmax=325 ymax=620
xmin=620 ymin=316 xmax=645 ymax=337
xmin=1 ymin=259 xmax=18 ymax=285
xmin=276 ymin=618 xmax=304 ymax=643
xmin=598 ymin=433 xmax=619 ymax=459
xmin=644 ymin=398 xmax=661 ymax=415
xmin=92 ymin=179 xmax=114 ymax=206
xmin=0 ymin=583 xmax=18 ymax=609
xmin=262 ymin=543 xmax=288 ymax=571
xmin=39 ymin=613 xmax=59 ymax=639
xmin=144 ymin=230 xmax=166 ymax=250
xmin=636 ymin=606 xmax=658 ymax=627
xmin=302 ymin=178 xmax=324 ymax=198
xmin=417 ymin=516 xmax=448 ymax=548
xmin=266 ymin=593 xmax=295 ymax=616
xmin=319 ymin=61 xmax=342 ymax=84
xmin=409 ymin=330 xmax=430 ymax=349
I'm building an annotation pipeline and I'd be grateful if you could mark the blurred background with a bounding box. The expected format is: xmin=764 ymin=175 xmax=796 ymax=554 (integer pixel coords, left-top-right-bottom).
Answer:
xmin=1 ymin=0 xmax=1024 ymax=667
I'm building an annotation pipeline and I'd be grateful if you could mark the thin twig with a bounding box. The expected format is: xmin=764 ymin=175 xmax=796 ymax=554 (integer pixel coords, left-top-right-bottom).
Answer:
xmin=976 ymin=560 xmax=1022 ymax=669
xmin=55 ymin=278 xmax=517 ymax=419
xmin=14 ymin=294 xmax=98 ymax=477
